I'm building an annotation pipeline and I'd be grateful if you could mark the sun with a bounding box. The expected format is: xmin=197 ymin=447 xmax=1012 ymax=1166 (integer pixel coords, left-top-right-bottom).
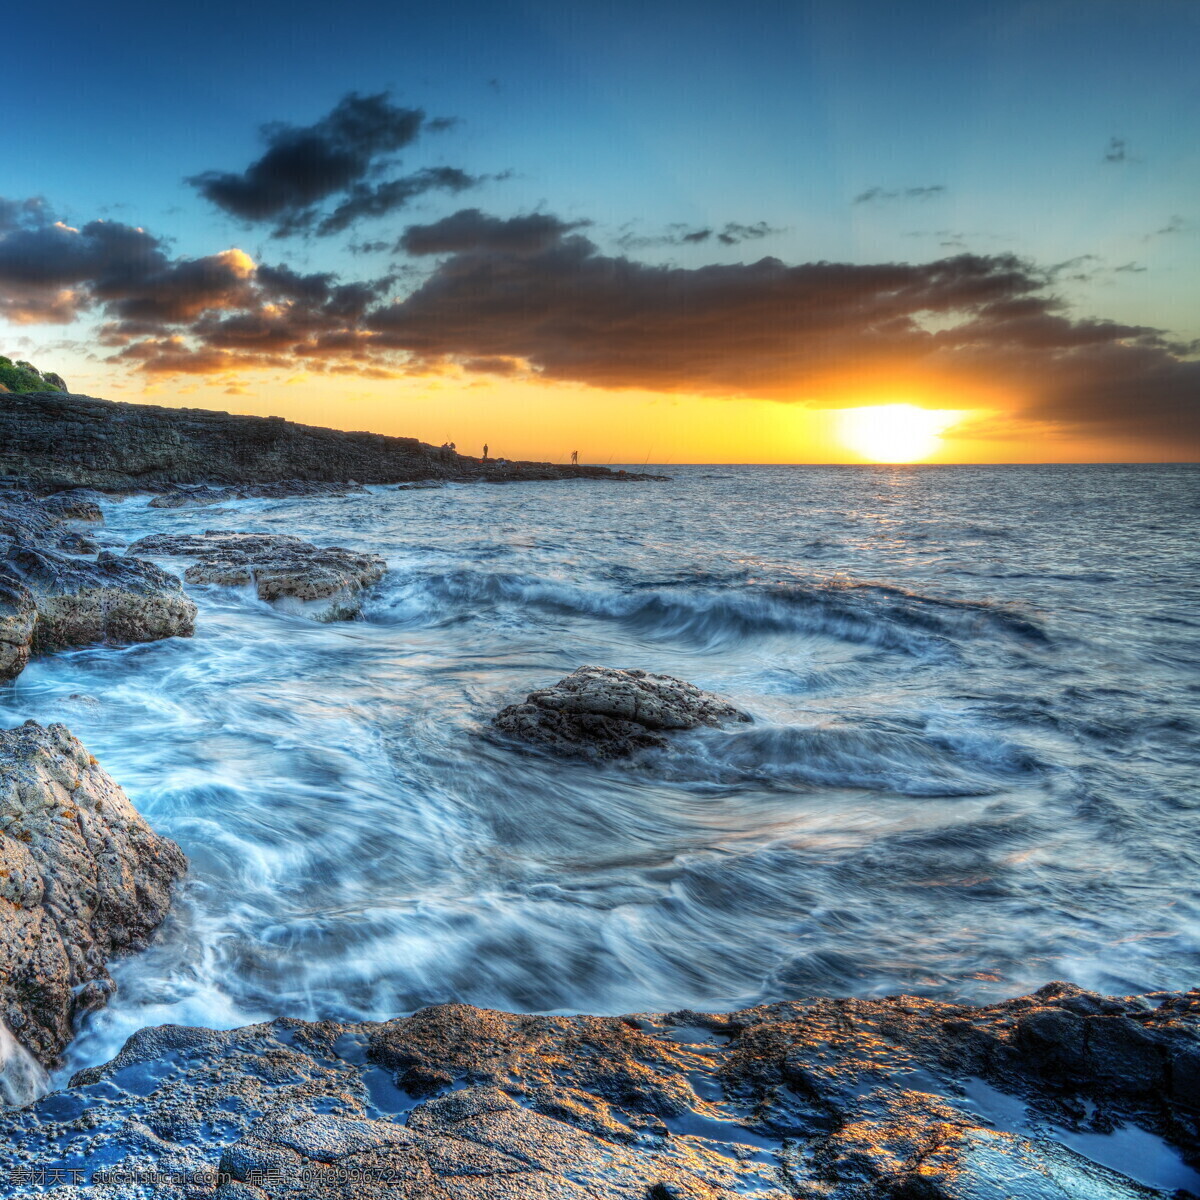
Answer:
xmin=837 ymin=404 xmax=961 ymax=463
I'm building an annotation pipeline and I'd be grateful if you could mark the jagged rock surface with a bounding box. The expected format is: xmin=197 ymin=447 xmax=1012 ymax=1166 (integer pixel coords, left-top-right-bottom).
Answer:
xmin=0 ymin=392 xmax=665 ymax=490
xmin=1 ymin=985 xmax=1197 ymax=1197
xmin=128 ymin=532 xmax=387 ymax=621
xmin=0 ymin=492 xmax=195 ymax=681
xmin=494 ymin=666 xmax=751 ymax=759
xmin=0 ymin=722 xmax=186 ymax=1068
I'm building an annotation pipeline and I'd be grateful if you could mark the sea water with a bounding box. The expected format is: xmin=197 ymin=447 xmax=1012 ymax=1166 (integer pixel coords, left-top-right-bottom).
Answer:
xmin=0 ymin=464 xmax=1195 ymax=1081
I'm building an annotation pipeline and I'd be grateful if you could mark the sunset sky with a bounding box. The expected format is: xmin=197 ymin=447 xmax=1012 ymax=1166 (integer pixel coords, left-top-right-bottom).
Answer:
xmin=1 ymin=0 xmax=1197 ymax=463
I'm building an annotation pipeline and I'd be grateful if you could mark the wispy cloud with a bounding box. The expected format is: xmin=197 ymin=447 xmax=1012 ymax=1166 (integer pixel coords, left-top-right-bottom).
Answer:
xmin=854 ymin=185 xmax=946 ymax=205
xmin=615 ymin=220 xmax=782 ymax=251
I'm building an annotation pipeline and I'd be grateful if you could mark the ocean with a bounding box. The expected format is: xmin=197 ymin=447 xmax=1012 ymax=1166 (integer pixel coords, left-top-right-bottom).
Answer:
xmin=1 ymin=463 xmax=1196 ymax=1082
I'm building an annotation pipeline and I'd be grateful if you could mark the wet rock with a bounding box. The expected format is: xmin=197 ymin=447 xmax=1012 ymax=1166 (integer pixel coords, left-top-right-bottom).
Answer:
xmin=2 ymin=987 xmax=1198 ymax=1196
xmin=0 ymin=573 xmax=36 ymax=681
xmin=38 ymin=490 xmax=105 ymax=523
xmin=493 ymin=666 xmax=751 ymax=759
xmin=0 ymin=722 xmax=186 ymax=1068
xmin=0 ymin=492 xmax=196 ymax=681
xmin=148 ymin=485 xmax=233 ymax=510
xmin=148 ymin=481 xmax=368 ymax=509
xmin=128 ymin=531 xmax=387 ymax=621
xmin=12 ymin=548 xmax=197 ymax=653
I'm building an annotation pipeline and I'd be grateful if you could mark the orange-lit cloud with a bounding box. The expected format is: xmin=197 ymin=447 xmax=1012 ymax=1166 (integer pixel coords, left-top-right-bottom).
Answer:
xmin=2 ymin=196 xmax=1197 ymax=455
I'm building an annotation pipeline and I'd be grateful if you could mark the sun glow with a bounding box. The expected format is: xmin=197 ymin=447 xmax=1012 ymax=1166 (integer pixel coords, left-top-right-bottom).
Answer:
xmin=837 ymin=404 xmax=963 ymax=463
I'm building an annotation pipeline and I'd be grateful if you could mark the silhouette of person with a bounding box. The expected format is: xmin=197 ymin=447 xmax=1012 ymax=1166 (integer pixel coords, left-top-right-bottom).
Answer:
xmin=483 ymin=443 xmax=489 ymax=460
xmin=571 ymin=450 xmax=579 ymax=465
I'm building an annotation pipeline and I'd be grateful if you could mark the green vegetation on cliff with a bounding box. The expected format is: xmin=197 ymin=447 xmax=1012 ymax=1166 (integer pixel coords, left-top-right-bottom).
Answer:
xmin=0 ymin=357 xmax=66 ymax=394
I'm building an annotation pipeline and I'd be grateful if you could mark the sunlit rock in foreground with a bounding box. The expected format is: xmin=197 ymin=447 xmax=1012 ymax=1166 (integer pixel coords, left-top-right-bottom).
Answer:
xmin=2 ymin=984 xmax=1198 ymax=1197
xmin=0 ymin=722 xmax=186 ymax=1070
xmin=493 ymin=665 xmax=751 ymax=759
xmin=128 ymin=531 xmax=387 ymax=622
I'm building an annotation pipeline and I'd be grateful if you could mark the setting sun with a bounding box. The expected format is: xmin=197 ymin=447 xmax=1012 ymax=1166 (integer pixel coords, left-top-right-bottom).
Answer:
xmin=837 ymin=404 xmax=963 ymax=463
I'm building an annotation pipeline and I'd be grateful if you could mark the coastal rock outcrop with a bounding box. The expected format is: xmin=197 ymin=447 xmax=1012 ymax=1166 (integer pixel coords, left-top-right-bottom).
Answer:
xmin=0 ymin=391 xmax=665 ymax=490
xmin=1 ymin=984 xmax=1197 ymax=1197
xmin=128 ymin=531 xmax=387 ymax=621
xmin=493 ymin=665 xmax=751 ymax=759
xmin=0 ymin=722 xmax=186 ymax=1069
xmin=0 ymin=492 xmax=196 ymax=681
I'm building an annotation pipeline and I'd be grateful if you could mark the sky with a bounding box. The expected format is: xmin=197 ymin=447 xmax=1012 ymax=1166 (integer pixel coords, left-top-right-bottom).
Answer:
xmin=1 ymin=0 xmax=1197 ymax=463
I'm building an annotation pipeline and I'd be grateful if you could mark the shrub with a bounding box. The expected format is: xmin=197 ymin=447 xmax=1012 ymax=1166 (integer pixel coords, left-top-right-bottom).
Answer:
xmin=0 ymin=356 xmax=66 ymax=393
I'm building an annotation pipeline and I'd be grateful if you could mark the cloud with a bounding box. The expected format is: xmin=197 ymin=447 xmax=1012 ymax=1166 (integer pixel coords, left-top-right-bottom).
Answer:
xmin=365 ymin=218 xmax=1198 ymax=445
xmin=615 ymin=220 xmax=782 ymax=251
xmin=188 ymin=92 xmax=478 ymax=237
xmin=399 ymin=209 xmax=591 ymax=256
xmin=2 ymin=196 xmax=1195 ymax=449
xmin=854 ymin=185 xmax=947 ymax=204
xmin=1147 ymin=215 xmax=1188 ymax=239
xmin=0 ymin=196 xmax=54 ymax=233
xmin=0 ymin=209 xmax=255 ymax=326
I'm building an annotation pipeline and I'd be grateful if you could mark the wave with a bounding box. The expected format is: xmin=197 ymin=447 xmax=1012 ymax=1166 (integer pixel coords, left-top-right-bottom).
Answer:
xmin=650 ymin=719 xmax=1043 ymax=796
xmin=363 ymin=569 xmax=1046 ymax=655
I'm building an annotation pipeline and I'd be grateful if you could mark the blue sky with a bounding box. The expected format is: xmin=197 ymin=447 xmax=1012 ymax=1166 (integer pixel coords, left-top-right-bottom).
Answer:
xmin=1 ymin=0 xmax=1197 ymax=460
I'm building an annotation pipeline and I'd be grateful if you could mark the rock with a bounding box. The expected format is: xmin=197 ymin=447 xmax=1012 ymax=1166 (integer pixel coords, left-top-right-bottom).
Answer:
xmin=148 ymin=485 xmax=233 ymax=510
xmin=0 ymin=722 xmax=186 ymax=1068
xmin=148 ymin=481 xmax=368 ymax=509
xmin=38 ymin=490 xmax=105 ymax=523
xmin=127 ymin=532 xmax=387 ymax=621
xmin=0 ymin=391 xmax=665 ymax=490
xmin=0 ymin=573 xmax=36 ymax=681
xmin=0 ymin=493 xmax=196 ymax=681
xmin=2 ymin=986 xmax=1198 ymax=1196
xmin=10 ymin=547 xmax=196 ymax=654
xmin=493 ymin=666 xmax=751 ymax=759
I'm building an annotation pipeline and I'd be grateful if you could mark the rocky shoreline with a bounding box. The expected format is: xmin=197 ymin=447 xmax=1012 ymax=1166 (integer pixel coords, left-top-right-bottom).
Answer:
xmin=0 ymin=984 xmax=1197 ymax=1198
xmin=0 ymin=392 xmax=667 ymax=491
xmin=1 ymin=480 xmax=1198 ymax=1197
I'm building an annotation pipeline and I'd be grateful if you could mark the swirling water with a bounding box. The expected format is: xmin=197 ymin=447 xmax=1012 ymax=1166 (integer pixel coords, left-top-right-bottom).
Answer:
xmin=2 ymin=464 xmax=1197 ymax=1080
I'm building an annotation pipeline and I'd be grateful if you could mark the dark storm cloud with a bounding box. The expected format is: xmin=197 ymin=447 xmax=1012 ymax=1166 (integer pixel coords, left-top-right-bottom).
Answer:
xmin=398 ymin=209 xmax=590 ymax=256
xmin=854 ymin=185 xmax=947 ymax=204
xmin=187 ymin=92 xmax=476 ymax=237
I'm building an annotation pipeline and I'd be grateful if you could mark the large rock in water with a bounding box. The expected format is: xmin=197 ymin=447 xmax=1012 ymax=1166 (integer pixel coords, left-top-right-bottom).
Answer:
xmin=128 ymin=531 xmax=387 ymax=621
xmin=0 ymin=492 xmax=196 ymax=681
xmin=494 ymin=665 xmax=751 ymax=759
xmin=0 ymin=984 xmax=1197 ymax=1197
xmin=0 ymin=722 xmax=186 ymax=1069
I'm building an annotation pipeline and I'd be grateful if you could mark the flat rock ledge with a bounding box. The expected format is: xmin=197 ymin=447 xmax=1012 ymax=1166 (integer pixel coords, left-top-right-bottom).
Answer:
xmin=128 ymin=532 xmax=387 ymax=622
xmin=494 ymin=666 xmax=751 ymax=759
xmin=0 ymin=722 xmax=186 ymax=1074
xmin=148 ymin=482 xmax=368 ymax=510
xmin=1 ymin=491 xmax=196 ymax=682
xmin=1 ymin=984 xmax=1197 ymax=1198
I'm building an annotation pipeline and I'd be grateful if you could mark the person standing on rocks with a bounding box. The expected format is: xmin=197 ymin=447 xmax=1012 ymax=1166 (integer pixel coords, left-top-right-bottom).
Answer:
xmin=571 ymin=450 xmax=579 ymax=465
xmin=482 ymin=444 xmax=489 ymax=461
